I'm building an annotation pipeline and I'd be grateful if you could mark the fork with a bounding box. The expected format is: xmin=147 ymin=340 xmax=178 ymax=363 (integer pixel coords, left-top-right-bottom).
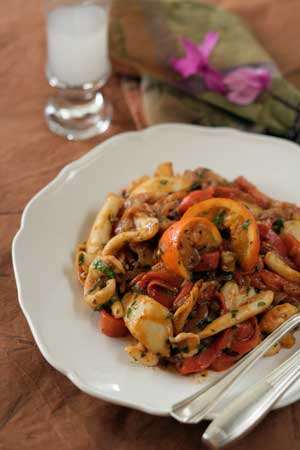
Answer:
xmin=202 ymin=348 xmax=300 ymax=448
xmin=171 ymin=313 xmax=300 ymax=424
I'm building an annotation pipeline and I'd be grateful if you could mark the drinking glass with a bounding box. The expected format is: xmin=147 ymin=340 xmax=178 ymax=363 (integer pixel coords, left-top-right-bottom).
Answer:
xmin=44 ymin=0 xmax=112 ymax=140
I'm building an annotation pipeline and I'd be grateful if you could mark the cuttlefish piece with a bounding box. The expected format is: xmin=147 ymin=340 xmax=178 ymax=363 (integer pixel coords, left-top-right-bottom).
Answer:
xmin=84 ymin=255 xmax=125 ymax=309
xmin=130 ymin=175 xmax=191 ymax=197
xmin=123 ymin=292 xmax=173 ymax=357
xmin=86 ymin=193 xmax=124 ymax=255
xmin=102 ymin=214 xmax=159 ymax=256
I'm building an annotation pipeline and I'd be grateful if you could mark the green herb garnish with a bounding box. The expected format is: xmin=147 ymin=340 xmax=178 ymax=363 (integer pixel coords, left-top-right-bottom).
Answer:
xmin=126 ymin=307 xmax=132 ymax=318
xmin=170 ymin=346 xmax=180 ymax=356
xmin=92 ymin=259 xmax=116 ymax=279
xmin=242 ymin=219 xmax=251 ymax=229
xmin=257 ymin=301 xmax=266 ymax=307
xmin=87 ymin=285 xmax=99 ymax=295
xmin=182 ymin=346 xmax=189 ymax=354
xmin=196 ymin=316 xmax=213 ymax=329
xmin=78 ymin=253 xmax=85 ymax=265
xmin=134 ymin=286 xmax=147 ymax=295
xmin=94 ymin=296 xmax=118 ymax=311
xmin=160 ymin=179 xmax=168 ymax=185
xmin=272 ymin=218 xmax=284 ymax=234
xmin=198 ymin=344 xmax=207 ymax=353
xmin=223 ymin=348 xmax=239 ymax=357
xmin=87 ymin=277 xmax=106 ymax=294
xmin=212 ymin=210 xmax=226 ymax=226
xmin=191 ymin=181 xmax=202 ymax=190
xmin=161 ymin=287 xmax=175 ymax=296
xmin=231 ymin=309 xmax=238 ymax=319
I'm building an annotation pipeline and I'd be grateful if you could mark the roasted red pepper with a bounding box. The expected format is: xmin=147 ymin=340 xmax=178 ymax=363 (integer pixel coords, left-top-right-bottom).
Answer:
xmin=130 ymin=270 xmax=183 ymax=308
xmin=210 ymin=319 xmax=261 ymax=371
xmin=178 ymin=187 xmax=215 ymax=213
xmin=173 ymin=281 xmax=194 ymax=307
xmin=258 ymin=222 xmax=287 ymax=257
xmin=178 ymin=329 xmax=232 ymax=375
xmin=234 ymin=176 xmax=271 ymax=208
xmin=194 ymin=251 xmax=220 ymax=271
xmin=283 ymin=233 xmax=300 ymax=267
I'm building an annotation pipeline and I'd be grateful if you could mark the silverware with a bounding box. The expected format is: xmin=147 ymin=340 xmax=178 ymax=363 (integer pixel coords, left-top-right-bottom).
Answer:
xmin=171 ymin=313 xmax=300 ymax=424
xmin=202 ymin=348 xmax=300 ymax=449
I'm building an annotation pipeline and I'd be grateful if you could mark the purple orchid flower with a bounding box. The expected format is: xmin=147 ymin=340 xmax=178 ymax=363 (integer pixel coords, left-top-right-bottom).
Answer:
xmin=170 ymin=32 xmax=272 ymax=105
xmin=223 ymin=67 xmax=272 ymax=105
xmin=170 ymin=32 xmax=225 ymax=94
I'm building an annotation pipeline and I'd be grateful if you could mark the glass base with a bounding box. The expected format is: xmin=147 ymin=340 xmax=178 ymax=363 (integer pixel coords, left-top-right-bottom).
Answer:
xmin=44 ymin=91 xmax=112 ymax=140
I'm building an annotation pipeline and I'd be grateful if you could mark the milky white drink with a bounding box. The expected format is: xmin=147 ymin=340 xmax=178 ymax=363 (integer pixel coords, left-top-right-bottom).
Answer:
xmin=47 ymin=4 xmax=109 ymax=86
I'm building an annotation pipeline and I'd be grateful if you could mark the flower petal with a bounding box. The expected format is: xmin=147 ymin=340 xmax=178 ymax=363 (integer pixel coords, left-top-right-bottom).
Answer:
xmin=226 ymin=86 xmax=260 ymax=106
xmin=170 ymin=37 xmax=203 ymax=78
xmin=203 ymin=66 xmax=225 ymax=94
xmin=198 ymin=32 xmax=219 ymax=59
xmin=224 ymin=67 xmax=271 ymax=105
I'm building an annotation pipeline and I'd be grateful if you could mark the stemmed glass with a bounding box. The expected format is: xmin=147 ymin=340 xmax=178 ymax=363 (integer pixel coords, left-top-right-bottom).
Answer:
xmin=44 ymin=0 xmax=112 ymax=140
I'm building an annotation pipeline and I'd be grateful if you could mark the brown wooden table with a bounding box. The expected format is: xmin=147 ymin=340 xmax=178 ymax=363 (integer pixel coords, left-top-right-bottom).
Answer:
xmin=1 ymin=1 xmax=300 ymax=449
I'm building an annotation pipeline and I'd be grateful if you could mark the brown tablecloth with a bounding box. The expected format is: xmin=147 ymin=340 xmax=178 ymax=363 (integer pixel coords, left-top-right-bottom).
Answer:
xmin=1 ymin=1 xmax=300 ymax=449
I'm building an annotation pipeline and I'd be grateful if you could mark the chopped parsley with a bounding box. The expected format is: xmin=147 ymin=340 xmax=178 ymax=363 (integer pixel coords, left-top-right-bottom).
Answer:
xmin=191 ymin=181 xmax=202 ymax=190
xmin=87 ymin=284 xmax=99 ymax=295
xmin=161 ymin=286 xmax=175 ymax=296
xmin=182 ymin=346 xmax=189 ymax=354
xmin=223 ymin=348 xmax=239 ymax=357
xmin=78 ymin=253 xmax=85 ymax=265
xmin=257 ymin=301 xmax=266 ymax=307
xmin=94 ymin=296 xmax=118 ymax=311
xmin=196 ymin=316 xmax=214 ymax=329
xmin=170 ymin=346 xmax=180 ymax=356
xmin=160 ymin=179 xmax=168 ymax=185
xmin=94 ymin=304 xmax=104 ymax=311
xmin=254 ymin=287 xmax=260 ymax=294
xmin=242 ymin=219 xmax=251 ymax=230
xmin=231 ymin=309 xmax=238 ymax=319
xmin=133 ymin=286 xmax=147 ymax=295
xmin=87 ymin=277 xmax=106 ymax=294
xmin=92 ymin=260 xmax=116 ymax=279
xmin=272 ymin=218 xmax=284 ymax=234
xmin=198 ymin=344 xmax=207 ymax=354
xmin=126 ymin=307 xmax=132 ymax=318
xmin=212 ymin=210 xmax=226 ymax=226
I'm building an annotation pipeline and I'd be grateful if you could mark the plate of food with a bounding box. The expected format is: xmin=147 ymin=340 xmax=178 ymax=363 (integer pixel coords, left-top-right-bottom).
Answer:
xmin=12 ymin=124 xmax=300 ymax=417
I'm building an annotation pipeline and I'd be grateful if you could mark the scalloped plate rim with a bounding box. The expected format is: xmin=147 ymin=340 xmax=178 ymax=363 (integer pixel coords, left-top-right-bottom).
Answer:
xmin=12 ymin=124 xmax=300 ymax=418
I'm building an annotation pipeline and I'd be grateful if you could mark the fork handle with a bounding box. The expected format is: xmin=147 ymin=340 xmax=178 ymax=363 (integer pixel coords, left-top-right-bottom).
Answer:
xmin=202 ymin=367 xmax=300 ymax=449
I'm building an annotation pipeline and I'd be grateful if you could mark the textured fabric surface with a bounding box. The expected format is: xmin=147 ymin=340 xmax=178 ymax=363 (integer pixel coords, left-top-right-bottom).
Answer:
xmin=1 ymin=1 xmax=300 ymax=450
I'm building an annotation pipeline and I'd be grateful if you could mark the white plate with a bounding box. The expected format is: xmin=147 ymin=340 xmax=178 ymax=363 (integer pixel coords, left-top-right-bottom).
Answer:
xmin=12 ymin=124 xmax=300 ymax=418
